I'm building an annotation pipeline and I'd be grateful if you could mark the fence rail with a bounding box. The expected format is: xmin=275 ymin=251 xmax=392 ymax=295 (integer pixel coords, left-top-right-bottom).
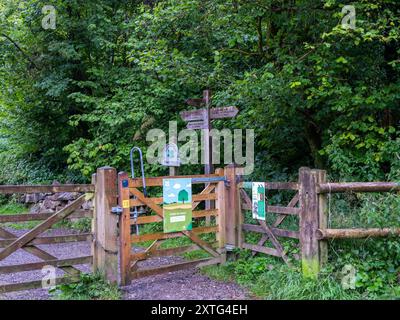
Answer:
xmin=0 ymin=184 xmax=95 ymax=194
xmin=318 ymin=182 xmax=400 ymax=193
xmin=0 ymin=183 xmax=96 ymax=294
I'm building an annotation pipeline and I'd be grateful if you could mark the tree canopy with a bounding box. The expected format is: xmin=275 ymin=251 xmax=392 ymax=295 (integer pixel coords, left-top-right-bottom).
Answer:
xmin=0 ymin=0 xmax=399 ymax=183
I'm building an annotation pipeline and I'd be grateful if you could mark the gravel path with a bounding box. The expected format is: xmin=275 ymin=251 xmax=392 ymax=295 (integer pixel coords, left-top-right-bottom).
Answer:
xmin=0 ymin=228 xmax=249 ymax=300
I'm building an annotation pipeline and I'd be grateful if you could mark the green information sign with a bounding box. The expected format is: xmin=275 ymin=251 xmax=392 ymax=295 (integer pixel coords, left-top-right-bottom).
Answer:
xmin=252 ymin=182 xmax=266 ymax=220
xmin=163 ymin=178 xmax=193 ymax=233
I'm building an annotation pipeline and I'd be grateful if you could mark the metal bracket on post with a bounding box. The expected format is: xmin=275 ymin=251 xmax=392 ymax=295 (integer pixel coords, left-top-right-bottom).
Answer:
xmin=111 ymin=206 xmax=123 ymax=216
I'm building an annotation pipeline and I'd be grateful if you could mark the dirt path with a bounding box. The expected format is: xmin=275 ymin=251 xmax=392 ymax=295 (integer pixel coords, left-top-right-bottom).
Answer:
xmin=0 ymin=228 xmax=249 ymax=300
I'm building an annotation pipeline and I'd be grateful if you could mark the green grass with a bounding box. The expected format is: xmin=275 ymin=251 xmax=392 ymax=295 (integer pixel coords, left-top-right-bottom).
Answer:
xmin=201 ymin=255 xmax=364 ymax=300
xmin=200 ymin=192 xmax=400 ymax=300
xmin=50 ymin=273 xmax=122 ymax=300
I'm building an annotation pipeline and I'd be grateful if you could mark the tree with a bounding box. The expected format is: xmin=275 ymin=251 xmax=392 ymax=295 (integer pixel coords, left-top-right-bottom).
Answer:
xmin=178 ymin=189 xmax=189 ymax=204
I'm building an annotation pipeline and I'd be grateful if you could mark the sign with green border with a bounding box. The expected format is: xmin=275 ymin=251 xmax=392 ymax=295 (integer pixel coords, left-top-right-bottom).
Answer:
xmin=163 ymin=178 xmax=193 ymax=233
xmin=252 ymin=182 xmax=266 ymax=220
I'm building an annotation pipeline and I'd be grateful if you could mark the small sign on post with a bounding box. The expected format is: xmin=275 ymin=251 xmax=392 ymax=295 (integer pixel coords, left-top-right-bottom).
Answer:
xmin=161 ymin=143 xmax=180 ymax=167
xmin=252 ymin=182 xmax=266 ymax=220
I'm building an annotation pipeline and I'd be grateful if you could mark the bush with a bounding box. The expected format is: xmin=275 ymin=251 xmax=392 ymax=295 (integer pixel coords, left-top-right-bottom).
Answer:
xmin=50 ymin=273 xmax=121 ymax=300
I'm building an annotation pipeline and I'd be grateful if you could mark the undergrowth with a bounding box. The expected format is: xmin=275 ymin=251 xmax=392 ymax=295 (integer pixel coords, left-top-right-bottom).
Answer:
xmin=201 ymin=192 xmax=400 ymax=300
xmin=50 ymin=273 xmax=121 ymax=300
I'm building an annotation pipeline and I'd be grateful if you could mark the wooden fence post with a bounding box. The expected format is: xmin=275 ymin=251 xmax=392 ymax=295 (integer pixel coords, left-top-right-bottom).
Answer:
xmin=93 ymin=167 xmax=118 ymax=284
xmin=313 ymin=169 xmax=328 ymax=267
xmin=299 ymin=167 xmax=320 ymax=278
xmin=118 ymin=171 xmax=131 ymax=286
xmin=224 ymin=164 xmax=241 ymax=258
xmin=216 ymin=168 xmax=227 ymax=263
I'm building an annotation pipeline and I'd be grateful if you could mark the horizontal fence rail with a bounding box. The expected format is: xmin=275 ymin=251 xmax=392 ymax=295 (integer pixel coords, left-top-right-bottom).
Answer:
xmin=0 ymin=180 xmax=96 ymax=294
xmin=318 ymin=182 xmax=400 ymax=194
xmin=316 ymin=228 xmax=400 ymax=240
xmin=0 ymin=184 xmax=95 ymax=194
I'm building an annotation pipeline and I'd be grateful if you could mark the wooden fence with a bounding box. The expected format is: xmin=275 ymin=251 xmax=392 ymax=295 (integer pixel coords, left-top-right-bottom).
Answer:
xmin=235 ymin=167 xmax=400 ymax=278
xmin=0 ymin=184 xmax=95 ymax=293
xmin=2 ymin=165 xmax=399 ymax=293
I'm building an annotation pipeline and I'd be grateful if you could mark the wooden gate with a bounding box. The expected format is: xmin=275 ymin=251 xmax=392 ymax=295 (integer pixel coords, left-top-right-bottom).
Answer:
xmin=0 ymin=184 xmax=94 ymax=293
xmin=239 ymin=180 xmax=300 ymax=266
xmin=118 ymin=169 xmax=228 ymax=285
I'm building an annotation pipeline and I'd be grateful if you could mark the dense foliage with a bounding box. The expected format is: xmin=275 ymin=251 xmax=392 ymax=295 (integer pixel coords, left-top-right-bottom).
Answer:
xmin=1 ymin=0 xmax=399 ymax=182
xmin=0 ymin=0 xmax=399 ymax=300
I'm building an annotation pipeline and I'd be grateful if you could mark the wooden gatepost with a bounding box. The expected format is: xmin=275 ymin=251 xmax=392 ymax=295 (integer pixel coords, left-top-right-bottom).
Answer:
xmin=298 ymin=167 xmax=327 ymax=279
xmin=92 ymin=167 xmax=119 ymax=284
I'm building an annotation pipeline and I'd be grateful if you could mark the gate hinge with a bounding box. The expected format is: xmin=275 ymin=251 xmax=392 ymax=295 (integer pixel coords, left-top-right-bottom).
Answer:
xmin=111 ymin=206 xmax=123 ymax=215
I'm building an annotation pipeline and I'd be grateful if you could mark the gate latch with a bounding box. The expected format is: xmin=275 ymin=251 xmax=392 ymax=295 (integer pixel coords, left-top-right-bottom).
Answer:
xmin=111 ymin=206 xmax=123 ymax=216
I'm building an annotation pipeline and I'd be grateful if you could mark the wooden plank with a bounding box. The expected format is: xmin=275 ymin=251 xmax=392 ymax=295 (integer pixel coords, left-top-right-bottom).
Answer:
xmin=242 ymin=243 xmax=280 ymax=257
xmin=130 ymin=257 xmax=221 ymax=280
xmin=258 ymin=220 xmax=291 ymax=266
xmin=242 ymin=181 xmax=299 ymax=190
xmin=186 ymin=98 xmax=205 ymax=107
xmin=267 ymin=206 xmax=300 ymax=215
xmin=0 ymin=195 xmax=86 ymax=262
xmin=119 ymin=172 xmax=132 ymax=286
xmin=129 ymin=174 xmax=221 ymax=188
xmin=131 ymin=210 xmax=218 ymax=225
xmin=225 ymin=165 xmax=240 ymax=249
xmin=0 ymin=276 xmax=79 ymax=294
xmin=131 ymin=226 xmax=218 ymax=243
xmin=0 ymin=256 xmax=92 ymax=274
xmin=192 ymin=184 xmax=216 ymax=210
xmin=131 ymin=240 xmax=159 ymax=271
xmin=0 ymin=227 xmax=80 ymax=276
xmin=273 ymin=193 xmax=299 ymax=228
xmin=0 ymin=210 xmax=93 ymax=223
xmin=0 ymin=184 xmax=94 ymax=194
xmin=130 ymin=192 xmax=217 ymax=207
xmin=215 ymin=168 xmax=226 ymax=259
xmin=210 ymin=106 xmax=239 ymax=119
xmin=93 ymin=167 xmax=118 ymax=284
xmin=130 ymin=245 xmax=198 ymax=261
xmin=252 ymin=190 xmax=299 ymax=256
xmin=316 ymin=228 xmax=400 ymax=239
xmin=299 ymin=167 xmax=320 ymax=278
xmin=130 ymin=188 xmax=163 ymax=217
xmin=314 ymin=170 xmax=328 ymax=267
xmin=265 ymin=182 xmax=299 ymax=190
xmin=242 ymin=224 xmax=299 ymax=239
xmin=187 ymin=121 xmax=207 ymax=130
xmin=0 ymin=233 xmax=93 ymax=247
xmin=180 ymin=109 xmax=205 ymax=121
xmin=318 ymin=182 xmax=400 ymax=194
xmin=182 ymin=231 xmax=219 ymax=257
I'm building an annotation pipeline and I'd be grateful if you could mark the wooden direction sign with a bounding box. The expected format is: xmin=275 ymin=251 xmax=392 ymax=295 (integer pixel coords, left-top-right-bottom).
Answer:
xmin=180 ymin=106 xmax=239 ymax=123
xmin=185 ymin=98 xmax=205 ymax=107
xmin=186 ymin=121 xmax=207 ymax=130
xmin=180 ymin=109 xmax=204 ymax=122
xmin=210 ymin=106 xmax=239 ymax=119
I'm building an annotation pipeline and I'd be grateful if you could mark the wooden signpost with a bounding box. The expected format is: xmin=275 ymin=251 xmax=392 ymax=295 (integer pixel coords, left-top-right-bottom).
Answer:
xmin=180 ymin=90 xmax=239 ymax=217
